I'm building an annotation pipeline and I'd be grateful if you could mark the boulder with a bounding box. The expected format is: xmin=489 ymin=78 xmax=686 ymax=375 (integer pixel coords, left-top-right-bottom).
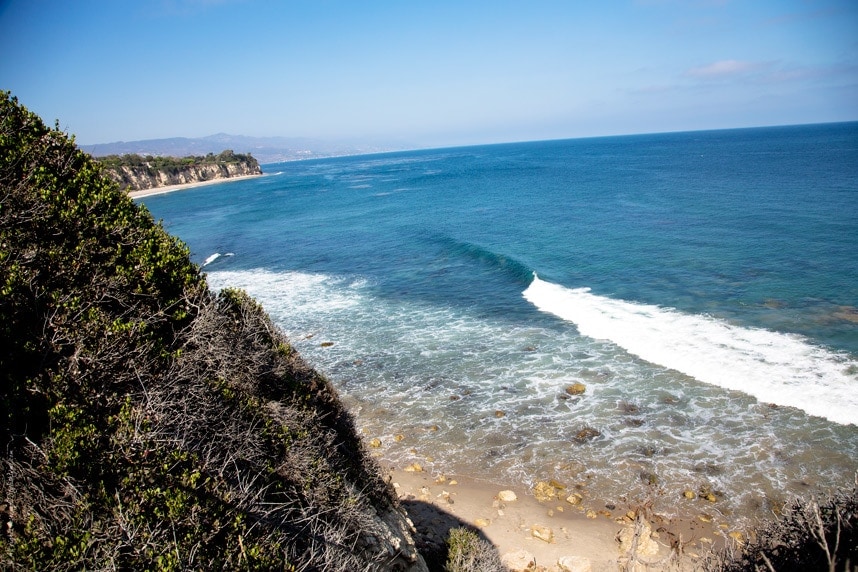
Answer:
xmin=502 ymin=549 xmax=536 ymax=571
xmin=533 ymin=481 xmax=562 ymax=502
xmin=498 ymin=490 xmax=518 ymax=502
xmin=565 ymin=382 xmax=587 ymax=395
xmin=531 ymin=524 xmax=555 ymax=543
xmin=558 ymin=555 xmax=592 ymax=572
xmin=617 ymin=519 xmax=660 ymax=557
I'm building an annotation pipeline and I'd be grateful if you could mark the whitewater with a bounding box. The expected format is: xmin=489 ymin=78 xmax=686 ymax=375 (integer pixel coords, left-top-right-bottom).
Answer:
xmin=524 ymin=274 xmax=858 ymax=426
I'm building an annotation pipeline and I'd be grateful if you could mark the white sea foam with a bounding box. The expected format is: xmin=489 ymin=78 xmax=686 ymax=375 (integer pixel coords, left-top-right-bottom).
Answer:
xmin=201 ymin=268 xmax=858 ymax=523
xmin=207 ymin=269 xmax=360 ymax=316
xmin=523 ymin=274 xmax=858 ymax=426
xmin=202 ymin=253 xmax=221 ymax=266
xmin=202 ymin=252 xmax=234 ymax=267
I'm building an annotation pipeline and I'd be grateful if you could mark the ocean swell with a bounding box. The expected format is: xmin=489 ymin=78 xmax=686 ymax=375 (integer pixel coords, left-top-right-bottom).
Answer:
xmin=436 ymin=236 xmax=534 ymax=285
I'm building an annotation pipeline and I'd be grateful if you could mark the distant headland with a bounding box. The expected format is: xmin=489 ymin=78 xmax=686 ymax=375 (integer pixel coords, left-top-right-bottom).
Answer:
xmin=95 ymin=150 xmax=262 ymax=192
xmin=82 ymin=133 xmax=411 ymax=164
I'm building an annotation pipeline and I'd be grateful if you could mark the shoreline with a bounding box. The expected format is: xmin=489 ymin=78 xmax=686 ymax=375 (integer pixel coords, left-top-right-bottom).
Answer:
xmin=385 ymin=465 xmax=731 ymax=571
xmin=127 ymin=173 xmax=264 ymax=199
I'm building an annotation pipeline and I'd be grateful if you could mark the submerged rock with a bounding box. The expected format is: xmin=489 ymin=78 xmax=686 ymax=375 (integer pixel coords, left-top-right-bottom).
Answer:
xmin=617 ymin=400 xmax=640 ymax=414
xmin=573 ymin=427 xmax=601 ymax=443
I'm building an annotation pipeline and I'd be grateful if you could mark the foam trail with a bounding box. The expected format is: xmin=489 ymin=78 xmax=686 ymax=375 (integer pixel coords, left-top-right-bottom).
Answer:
xmin=202 ymin=252 xmax=234 ymax=267
xmin=202 ymin=253 xmax=221 ymax=266
xmin=523 ymin=274 xmax=858 ymax=426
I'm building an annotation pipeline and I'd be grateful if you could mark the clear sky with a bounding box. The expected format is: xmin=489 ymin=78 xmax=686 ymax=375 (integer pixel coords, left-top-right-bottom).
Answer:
xmin=1 ymin=0 xmax=856 ymax=148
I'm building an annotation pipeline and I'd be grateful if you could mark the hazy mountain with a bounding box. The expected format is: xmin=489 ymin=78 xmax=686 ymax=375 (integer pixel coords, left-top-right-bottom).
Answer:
xmin=81 ymin=133 xmax=414 ymax=164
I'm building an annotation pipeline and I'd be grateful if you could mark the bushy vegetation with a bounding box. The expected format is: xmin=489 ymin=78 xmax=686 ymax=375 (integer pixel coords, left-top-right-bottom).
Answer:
xmin=96 ymin=149 xmax=258 ymax=170
xmin=95 ymin=150 xmax=261 ymax=191
xmin=0 ymin=92 xmax=423 ymax=570
xmin=444 ymin=528 xmax=505 ymax=572
xmin=707 ymin=485 xmax=858 ymax=572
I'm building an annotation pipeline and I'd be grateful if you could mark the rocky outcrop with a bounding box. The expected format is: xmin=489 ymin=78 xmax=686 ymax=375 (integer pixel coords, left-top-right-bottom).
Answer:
xmin=104 ymin=157 xmax=262 ymax=191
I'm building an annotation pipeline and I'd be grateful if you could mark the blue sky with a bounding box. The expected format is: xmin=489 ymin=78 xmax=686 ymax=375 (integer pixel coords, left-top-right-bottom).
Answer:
xmin=1 ymin=0 xmax=856 ymax=147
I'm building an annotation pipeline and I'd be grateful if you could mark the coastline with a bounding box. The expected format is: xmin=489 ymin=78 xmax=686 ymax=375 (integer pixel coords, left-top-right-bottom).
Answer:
xmin=386 ymin=465 xmax=729 ymax=571
xmin=127 ymin=173 xmax=264 ymax=199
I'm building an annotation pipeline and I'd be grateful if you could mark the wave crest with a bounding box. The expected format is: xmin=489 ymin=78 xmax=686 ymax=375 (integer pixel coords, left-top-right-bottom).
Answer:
xmin=523 ymin=274 xmax=858 ymax=426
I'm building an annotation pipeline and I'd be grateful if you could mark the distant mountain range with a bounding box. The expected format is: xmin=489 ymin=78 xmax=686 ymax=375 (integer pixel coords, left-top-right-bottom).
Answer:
xmin=81 ymin=133 xmax=413 ymax=164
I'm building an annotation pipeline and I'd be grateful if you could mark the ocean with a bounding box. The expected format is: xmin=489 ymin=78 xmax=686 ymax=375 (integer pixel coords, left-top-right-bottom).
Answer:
xmin=140 ymin=122 xmax=858 ymax=526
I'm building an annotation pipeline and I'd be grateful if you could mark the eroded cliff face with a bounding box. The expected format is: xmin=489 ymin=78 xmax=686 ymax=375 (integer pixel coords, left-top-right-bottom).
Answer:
xmin=106 ymin=159 xmax=262 ymax=191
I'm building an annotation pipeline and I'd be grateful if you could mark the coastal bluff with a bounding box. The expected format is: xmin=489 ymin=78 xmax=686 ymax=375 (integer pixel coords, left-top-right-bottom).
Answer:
xmin=96 ymin=149 xmax=262 ymax=191
xmin=2 ymin=92 xmax=426 ymax=570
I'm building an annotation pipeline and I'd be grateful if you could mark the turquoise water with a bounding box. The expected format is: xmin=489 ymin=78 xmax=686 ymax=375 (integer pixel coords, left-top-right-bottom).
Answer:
xmin=141 ymin=123 xmax=858 ymax=524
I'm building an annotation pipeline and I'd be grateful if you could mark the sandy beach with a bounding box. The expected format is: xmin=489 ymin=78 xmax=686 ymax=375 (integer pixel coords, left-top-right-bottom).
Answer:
xmin=385 ymin=465 xmax=731 ymax=571
xmin=127 ymin=173 xmax=264 ymax=199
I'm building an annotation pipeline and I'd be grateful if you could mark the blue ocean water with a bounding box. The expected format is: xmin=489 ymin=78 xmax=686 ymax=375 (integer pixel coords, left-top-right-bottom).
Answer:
xmin=141 ymin=123 xmax=858 ymax=524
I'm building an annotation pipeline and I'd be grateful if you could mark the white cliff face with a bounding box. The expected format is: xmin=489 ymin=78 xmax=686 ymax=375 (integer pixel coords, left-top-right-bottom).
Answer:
xmin=107 ymin=160 xmax=262 ymax=191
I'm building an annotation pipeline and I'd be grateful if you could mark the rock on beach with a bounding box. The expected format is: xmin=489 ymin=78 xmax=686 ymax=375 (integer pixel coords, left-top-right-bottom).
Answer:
xmin=497 ymin=490 xmax=518 ymax=502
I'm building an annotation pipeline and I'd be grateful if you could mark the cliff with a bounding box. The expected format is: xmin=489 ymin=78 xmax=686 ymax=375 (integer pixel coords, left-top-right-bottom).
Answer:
xmin=0 ymin=92 xmax=426 ymax=570
xmin=98 ymin=151 xmax=262 ymax=191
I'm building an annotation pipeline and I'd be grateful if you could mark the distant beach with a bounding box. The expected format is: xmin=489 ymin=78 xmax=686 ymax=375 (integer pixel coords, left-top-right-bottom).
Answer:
xmin=127 ymin=173 xmax=264 ymax=199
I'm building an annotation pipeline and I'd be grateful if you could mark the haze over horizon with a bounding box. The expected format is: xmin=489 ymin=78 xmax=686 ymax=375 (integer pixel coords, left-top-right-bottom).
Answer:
xmin=1 ymin=0 xmax=856 ymax=149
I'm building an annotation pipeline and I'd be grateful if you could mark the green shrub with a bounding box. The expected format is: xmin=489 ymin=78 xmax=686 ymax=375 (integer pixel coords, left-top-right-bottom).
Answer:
xmin=445 ymin=527 xmax=506 ymax=572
